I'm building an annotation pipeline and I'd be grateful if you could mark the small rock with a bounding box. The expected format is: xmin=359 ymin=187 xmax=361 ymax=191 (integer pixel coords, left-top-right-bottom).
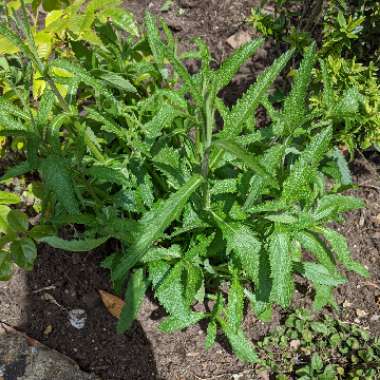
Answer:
xmin=375 ymin=213 xmax=380 ymax=224
xmin=356 ymin=309 xmax=368 ymax=318
xmin=43 ymin=325 xmax=53 ymax=336
xmin=354 ymin=318 xmax=361 ymax=324
xmin=226 ymin=31 xmax=252 ymax=49
xmin=370 ymin=314 xmax=380 ymax=322
xmin=68 ymin=309 xmax=87 ymax=330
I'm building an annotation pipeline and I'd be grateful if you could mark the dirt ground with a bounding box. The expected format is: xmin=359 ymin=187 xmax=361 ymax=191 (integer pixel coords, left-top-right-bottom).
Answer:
xmin=1 ymin=1 xmax=380 ymax=380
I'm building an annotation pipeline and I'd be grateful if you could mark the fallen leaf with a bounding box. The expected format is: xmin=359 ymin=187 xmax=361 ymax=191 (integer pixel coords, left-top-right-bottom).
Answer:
xmin=226 ymin=31 xmax=252 ymax=49
xmin=375 ymin=213 xmax=380 ymax=224
xmin=43 ymin=325 xmax=53 ymax=336
xmin=99 ymin=289 xmax=124 ymax=319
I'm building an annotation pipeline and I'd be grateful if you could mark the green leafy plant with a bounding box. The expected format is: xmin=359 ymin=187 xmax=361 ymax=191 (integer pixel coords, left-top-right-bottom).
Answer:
xmin=0 ymin=6 xmax=369 ymax=363
xmin=256 ymin=309 xmax=380 ymax=379
xmin=0 ymin=190 xmax=49 ymax=279
xmin=248 ymin=0 xmax=380 ymax=152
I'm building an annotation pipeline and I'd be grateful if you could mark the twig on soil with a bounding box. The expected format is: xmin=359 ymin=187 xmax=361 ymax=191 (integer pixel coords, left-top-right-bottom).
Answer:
xmin=359 ymin=183 xmax=380 ymax=192
xmin=32 ymin=285 xmax=56 ymax=294
xmin=358 ymin=281 xmax=380 ymax=290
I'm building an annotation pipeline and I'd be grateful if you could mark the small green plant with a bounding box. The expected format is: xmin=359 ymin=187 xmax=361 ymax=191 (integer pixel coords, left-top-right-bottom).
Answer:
xmin=257 ymin=309 xmax=380 ymax=379
xmin=0 ymin=190 xmax=49 ymax=279
xmin=0 ymin=5 xmax=369 ymax=363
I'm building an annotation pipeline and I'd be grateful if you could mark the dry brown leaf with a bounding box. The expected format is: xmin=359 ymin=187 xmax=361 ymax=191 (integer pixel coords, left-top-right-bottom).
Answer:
xmin=98 ymin=290 xmax=124 ymax=319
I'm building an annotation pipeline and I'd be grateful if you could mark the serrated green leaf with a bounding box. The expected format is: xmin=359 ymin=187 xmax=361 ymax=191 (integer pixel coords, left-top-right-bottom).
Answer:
xmin=222 ymin=49 xmax=293 ymax=137
xmin=226 ymin=269 xmax=244 ymax=331
xmin=0 ymin=98 xmax=31 ymax=121
xmin=205 ymin=321 xmax=217 ymax=350
xmin=331 ymin=147 xmax=352 ymax=185
xmin=117 ymin=268 xmax=150 ymax=333
xmin=141 ymin=245 xmax=182 ymax=263
xmin=283 ymin=43 xmax=316 ymax=134
xmin=320 ymin=227 xmax=369 ymax=278
xmin=313 ymin=284 xmax=336 ymax=311
xmin=113 ymin=175 xmax=204 ymax=283
xmin=269 ymin=231 xmax=294 ymax=308
xmin=220 ymin=222 xmax=261 ymax=283
xmin=295 ymin=231 xmax=335 ymax=272
xmin=213 ymin=38 xmax=264 ymax=92
xmin=39 ymin=155 xmax=79 ymax=215
xmin=282 ymin=127 xmax=332 ymax=202
xmin=39 ymin=236 xmax=109 ymax=251
xmin=220 ymin=320 xmax=259 ymax=363
xmin=302 ymin=262 xmax=347 ymax=286
xmin=159 ymin=312 xmax=205 ymax=332
xmin=316 ymin=194 xmax=364 ymax=219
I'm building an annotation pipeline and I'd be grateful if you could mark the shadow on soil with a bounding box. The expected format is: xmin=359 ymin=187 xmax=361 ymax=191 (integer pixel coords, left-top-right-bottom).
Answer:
xmin=23 ymin=246 xmax=159 ymax=380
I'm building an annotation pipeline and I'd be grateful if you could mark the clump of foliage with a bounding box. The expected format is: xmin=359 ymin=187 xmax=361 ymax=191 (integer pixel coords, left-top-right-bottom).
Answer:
xmin=0 ymin=2 xmax=369 ymax=363
xmin=248 ymin=0 xmax=380 ymax=152
xmin=256 ymin=309 xmax=380 ymax=379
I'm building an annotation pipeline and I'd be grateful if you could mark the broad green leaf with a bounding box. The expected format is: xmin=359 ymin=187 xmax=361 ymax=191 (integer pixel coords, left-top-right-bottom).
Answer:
xmin=0 ymin=251 xmax=13 ymax=281
xmin=331 ymin=147 xmax=352 ymax=185
xmin=117 ymin=268 xmax=150 ymax=333
xmin=269 ymin=231 xmax=294 ymax=307
xmin=313 ymin=284 xmax=336 ymax=311
xmin=39 ymin=236 xmax=109 ymax=251
xmin=10 ymin=238 xmax=37 ymax=271
xmin=145 ymin=105 xmax=178 ymax=140
xmin=222 ymin=49 xmax=293 ymax=137
xmin=320 ymin=227 xmax=369 ymax=278
xmin=39 ymin=155 xmax=79 ymax=215
xmin=155 ymin=262 xmax=190 ymax=320
xmin=302 ymin=262 xmax=347 ymax=286
xmin=112 ymin=175 xmax=204 ymax=283
xmin=0 ymin=191 xmax=20 ymax=205
xmin=295 ymin=231 xmax=335 ymax=272
xmin=220 ymin=222 xmax=261 ymax=282
xmin=159 ymin=312 xmax=205 ymax=333
xmin=219 ymin=319 xmax=259 ymax=363
xmin=141 ymin=245 xmax=182 ymax=263
xmin=213 ymin=38 xmax=264 ymax=92
xmin=316 ymin=194 xmax=364 ymax=218
xmin=100 ymin=72 xmax=137 ymax=93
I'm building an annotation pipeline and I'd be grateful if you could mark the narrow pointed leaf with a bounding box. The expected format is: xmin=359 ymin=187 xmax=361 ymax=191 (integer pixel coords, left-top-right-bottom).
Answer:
xmin=269 ymin=231 xmax=294 ymax=307
xmin=117 ymin=268 xmax=150 ymax=333
xmin=222 ymin=49 xmax=293 ymax=137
